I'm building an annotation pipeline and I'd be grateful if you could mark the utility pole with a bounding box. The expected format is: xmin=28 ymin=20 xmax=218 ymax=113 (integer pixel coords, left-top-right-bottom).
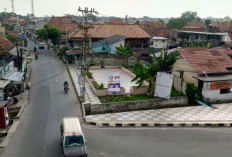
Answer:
xmin=78 ymin=7 xmax=98 ymax=101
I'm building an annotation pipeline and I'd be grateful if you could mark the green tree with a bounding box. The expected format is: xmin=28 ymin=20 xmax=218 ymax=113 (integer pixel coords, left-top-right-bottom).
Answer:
xmin=181 ymin=11 xmax=201 ymax=22
xmin=186 ymin=83 xmax=204 ymax=104
xmin=6 ymin=34 xmax=20 ymax=44
xmin=158 ymin=18 xmax=165 ymax=24
xmin=35 ymin=25 xmax=61 ymax=45
xmin=2 ymin=24 xmax=14 ymax=31
xmin=35 ymin=28 xmax=48 ymax=41
xmin=132 ymin=49 xmax=179 ymax=96
xmin=166 ymin=18 xmax=187 ymax=28
xmin=47 ymin=26 xmax=61 ymax=45
xmin=117 ymin=44 xmax=132 ymax=66
xmin=205 ymin=19 xmax=211 ymax=28
xmin=135 ymin=20 xmax=140 ymax=25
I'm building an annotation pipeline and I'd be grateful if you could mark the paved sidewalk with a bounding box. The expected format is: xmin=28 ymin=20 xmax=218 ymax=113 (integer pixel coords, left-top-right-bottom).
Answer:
xmin=68 ymin=65 xmax=101 ymax=104
xmin=85 ymin=103 xmax=232 ymax=127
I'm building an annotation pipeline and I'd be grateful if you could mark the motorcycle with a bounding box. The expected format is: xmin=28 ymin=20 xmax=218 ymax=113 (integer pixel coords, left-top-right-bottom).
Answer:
xmin=64 ymin=85 xmax=69 ymax=93
xmin=35 ymin=52 xmax=38 ymax=60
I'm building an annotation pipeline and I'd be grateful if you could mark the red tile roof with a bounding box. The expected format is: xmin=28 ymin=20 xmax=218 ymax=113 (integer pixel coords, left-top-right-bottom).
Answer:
xmin=69 ymin=24 xmax=151 ymax=39
xmin=20 ymin=19 xmax=28 ymax=26
xmin=184 ymin=22 xmax=206 ymax=28
xmin=140 ymin=21 xmax=166 ymax=36
xmin=210 ymin=21 xmax=232 ymax=32
xmin=0 ymin=35 xmax=14 ymax=54
xmin=47 ymin=17 xmax=77 ymax=33
xmin=180 ymin=48 xmax=232 ymax=74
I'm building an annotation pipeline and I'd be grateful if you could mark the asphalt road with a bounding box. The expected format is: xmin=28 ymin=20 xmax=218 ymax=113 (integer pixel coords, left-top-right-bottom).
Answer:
xmin=1 ymin=40 xmax=232 ymax=157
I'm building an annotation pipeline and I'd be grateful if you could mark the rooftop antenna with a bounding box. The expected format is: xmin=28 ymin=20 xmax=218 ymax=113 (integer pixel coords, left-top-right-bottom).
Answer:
xmin=31 ymin=0 xmax=35 ymax=17
xmin=10 ymin=0 xmax=15 ymax=13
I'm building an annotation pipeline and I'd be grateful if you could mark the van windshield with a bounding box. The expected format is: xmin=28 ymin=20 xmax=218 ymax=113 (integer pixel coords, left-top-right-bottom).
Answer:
xmin=65 ymin=136 xmax=84 ymax=146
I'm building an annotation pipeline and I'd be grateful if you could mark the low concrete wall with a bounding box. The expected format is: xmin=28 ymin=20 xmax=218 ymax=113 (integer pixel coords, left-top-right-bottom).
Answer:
xmin=85 ymin=96 xmax=188 ymax=115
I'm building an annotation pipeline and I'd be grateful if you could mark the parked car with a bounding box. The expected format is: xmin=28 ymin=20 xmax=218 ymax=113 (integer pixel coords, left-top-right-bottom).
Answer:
xmin=38 ymin=42 xmax=45 ymax=49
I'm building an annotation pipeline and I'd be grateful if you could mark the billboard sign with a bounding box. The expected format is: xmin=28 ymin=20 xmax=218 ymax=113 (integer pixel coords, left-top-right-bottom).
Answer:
xmin=203 ymin=81 xmax=231 ymax=91
xmin=155 ymin=72 xmax=173 ymax=99
xmin=108 ymin=72 xmax=120 ymax=94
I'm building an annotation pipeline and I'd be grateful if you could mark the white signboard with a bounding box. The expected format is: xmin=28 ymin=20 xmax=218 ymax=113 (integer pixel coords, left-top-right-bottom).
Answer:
xmin=155 ymin=72 xmax=173 ymax=99
xmin=108 ymin=72 xmax=120 ymax=94
xmin=108 ymin=72 xmax=120 ymax=84
xmin=203 ymin=82 xmax=210 ymax=91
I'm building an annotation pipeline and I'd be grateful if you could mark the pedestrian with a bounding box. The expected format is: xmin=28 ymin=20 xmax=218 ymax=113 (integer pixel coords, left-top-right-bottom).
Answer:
xmin=34 ymin=46 xmax=37 ymax=52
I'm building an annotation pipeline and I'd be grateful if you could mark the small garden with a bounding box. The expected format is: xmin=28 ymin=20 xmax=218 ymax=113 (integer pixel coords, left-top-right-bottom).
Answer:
xmin=85 ymin=46 xmax=185 ymax=103
xmin=99 ymin=88 xmax=184 ymax=103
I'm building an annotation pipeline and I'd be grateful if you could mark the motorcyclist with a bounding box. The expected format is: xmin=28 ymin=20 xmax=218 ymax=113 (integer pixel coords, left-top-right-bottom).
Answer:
xmin=64 ymin=81 xmax=69 ymax=91
xmin=35 ymin=52 xmax=38 ymax=59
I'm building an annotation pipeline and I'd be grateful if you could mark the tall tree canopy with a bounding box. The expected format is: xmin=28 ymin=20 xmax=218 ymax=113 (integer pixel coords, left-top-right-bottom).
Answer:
xmin=181 ymin=11 xmax=201 ymax=22
xmin=36 ymin=24 xmax=61 ymax=45
xmin=166 ymin=18 xmax=187 ymax=28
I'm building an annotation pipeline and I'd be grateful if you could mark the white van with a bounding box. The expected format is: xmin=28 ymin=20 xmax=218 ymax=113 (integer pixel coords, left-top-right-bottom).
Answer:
xmin=60 ymin=117 xmax=87 ymax=157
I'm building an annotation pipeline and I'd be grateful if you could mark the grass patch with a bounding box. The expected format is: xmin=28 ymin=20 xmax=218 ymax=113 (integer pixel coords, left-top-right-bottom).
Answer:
xmin=86 ymin=72 xmax=93 ymax=79
xmin=99 ymin=88 xmax=184 ymax=103
xmin=99 ymin=94 xmax=158 ymax=103
xmin=92 ymin=81 xmax=99 ymax=89
xmin=92 ymin=81 xmax=105 ymax=90
xmin=171 ymin=88 xmax=185 ymax=97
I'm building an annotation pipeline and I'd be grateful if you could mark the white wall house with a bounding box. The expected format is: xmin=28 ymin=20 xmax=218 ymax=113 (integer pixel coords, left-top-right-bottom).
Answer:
xmin=150 ymin=37 xmax=168 ymax=49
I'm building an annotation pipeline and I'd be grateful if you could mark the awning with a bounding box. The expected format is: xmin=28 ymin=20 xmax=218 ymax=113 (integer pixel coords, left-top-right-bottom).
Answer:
xmin=0 ymin=80 xmax=11 ymax=89
xmin=3 ymin=72 xmax=25 ymax=82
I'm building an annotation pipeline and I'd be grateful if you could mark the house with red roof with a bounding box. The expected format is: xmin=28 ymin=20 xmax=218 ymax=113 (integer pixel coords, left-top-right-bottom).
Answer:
xmin=0 ymin=36 xmax=14 ymax=55
xmin=68 ymin=24 xmax=151 ymax=49
xmin=47 ymin=17 xmax=77 ymax=35
xmin=173 ymin=47 xmax=232 ymax=102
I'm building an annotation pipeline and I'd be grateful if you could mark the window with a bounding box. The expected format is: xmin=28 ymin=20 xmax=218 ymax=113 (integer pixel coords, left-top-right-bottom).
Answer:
xmin=102 ymin=46 xmax=106 ymax=51
xmin=151 ymin=41 xmax=153 ymax=45
xmin=162 ymin=40 xmax=165 ymax=42
xmin=220 ymin=88 xmax=231 ymax=94
xmin=65 ymin=136 xmax=84 ymax=146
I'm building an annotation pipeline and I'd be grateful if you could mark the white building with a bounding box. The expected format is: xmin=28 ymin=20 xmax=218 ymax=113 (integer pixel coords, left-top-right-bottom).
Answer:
xmin=150 ymin=37 xmax=168 ymax=49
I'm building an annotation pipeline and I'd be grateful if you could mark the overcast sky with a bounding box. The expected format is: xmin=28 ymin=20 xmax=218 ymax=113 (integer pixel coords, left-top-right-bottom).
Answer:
xmin=1 ymin=0 xmax=232 ymax=18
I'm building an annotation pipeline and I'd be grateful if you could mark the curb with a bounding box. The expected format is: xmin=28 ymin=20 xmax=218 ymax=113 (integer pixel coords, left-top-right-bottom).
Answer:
xmin=86 ymin=121 xmax=232 ymax=127
xmin=66 ymin=66 xmax=86 ymax=118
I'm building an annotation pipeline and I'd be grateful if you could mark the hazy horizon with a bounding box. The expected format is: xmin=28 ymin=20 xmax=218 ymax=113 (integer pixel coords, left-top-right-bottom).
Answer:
xmin=1 ymin=0 xmax=232 ymax=19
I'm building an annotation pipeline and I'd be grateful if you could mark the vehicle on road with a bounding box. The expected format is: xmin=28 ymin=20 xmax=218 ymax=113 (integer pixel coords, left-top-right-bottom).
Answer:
xmin=64 ymin=81 xmax=69 ymax=93
xmin=38 ymin=42 xmax=45 ymax=49
xmin=60 ymin=117 xmax=87 ymax=157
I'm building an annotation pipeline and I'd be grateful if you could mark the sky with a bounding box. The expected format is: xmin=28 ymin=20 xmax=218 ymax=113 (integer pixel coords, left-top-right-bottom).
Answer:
xmin=1 ymin=0 xmax=232 ymax=18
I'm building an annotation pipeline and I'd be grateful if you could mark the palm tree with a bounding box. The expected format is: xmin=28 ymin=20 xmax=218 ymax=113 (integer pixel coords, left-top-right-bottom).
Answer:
xmin=117 ymin=44 xmax=132 ymax=66
xmin=132 ymin=48 xmax=179 ymax=97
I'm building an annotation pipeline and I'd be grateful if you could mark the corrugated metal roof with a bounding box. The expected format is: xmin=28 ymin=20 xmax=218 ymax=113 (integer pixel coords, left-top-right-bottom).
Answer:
xmin=91 ymin=34 xmax=126 ymax=47
xmin=0 ymin=80 xmax=10 ymax=88
xmin=180 ymin=48 xmax=232 ymax=74
xmin=2 ymin=71 xmax=24 ymax=82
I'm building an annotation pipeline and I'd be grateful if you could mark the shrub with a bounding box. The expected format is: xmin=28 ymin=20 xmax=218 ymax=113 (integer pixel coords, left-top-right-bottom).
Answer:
xmin=99 ymin=83 xmax=104 ymax=89
xmin=88 ymin=59 xmax=95 ymax=67
xmin=92 ymin=81 xmax=99 ymax=89
xmin=185 ymin=83 xmax=204 ymax=105
xmin=86 ymin=72 xmax=93 ymax=79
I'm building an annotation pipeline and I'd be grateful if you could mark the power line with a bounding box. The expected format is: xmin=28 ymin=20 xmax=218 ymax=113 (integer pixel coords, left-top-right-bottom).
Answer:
xmin=78 ymin=7 xmax=98 ymax=101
